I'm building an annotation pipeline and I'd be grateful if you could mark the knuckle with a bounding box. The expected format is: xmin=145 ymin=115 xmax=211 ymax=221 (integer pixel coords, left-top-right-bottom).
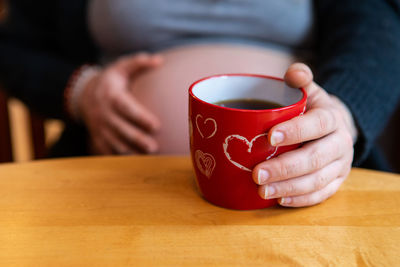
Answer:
xmin=313 ymin=172 xmax=329 ymax=191
xmin=281 ymin=121 xmax=303 ymax=143
xmin=317 ymin=109 xmax=335 ymax=133
xmin=290 ymin=160 xmax=302 ymax=177
xmin=290 ymin=122 xmax=304 ymax=142
xmin=282 ymin=181 xmax=296 ymax=196
xmin=308 ymin=146 xmax=323 ymax=170
xmin=316 ymin=111 xmax=327 ymax=132
xmin=277 ymin=162 xmax=289 ymax=178
xmin=276 ymin=160 xmax=297 ymax=179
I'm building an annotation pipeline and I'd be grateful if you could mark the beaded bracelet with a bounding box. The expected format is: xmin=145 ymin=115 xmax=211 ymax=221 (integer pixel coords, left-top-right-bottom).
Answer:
xmin=64 ymin=65 xmax=102 ymax=122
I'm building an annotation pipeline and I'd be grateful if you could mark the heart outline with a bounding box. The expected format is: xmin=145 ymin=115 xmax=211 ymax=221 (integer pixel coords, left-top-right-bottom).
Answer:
xmin=195 ymin=114 xmax=217 ymax=139
xmin=223 ymin=133 xmax=278 ymax=172
xmin=195 ymin=150 xmax=216 ymax=178
xmin=300 ymin=106 xmax=306 ymax=116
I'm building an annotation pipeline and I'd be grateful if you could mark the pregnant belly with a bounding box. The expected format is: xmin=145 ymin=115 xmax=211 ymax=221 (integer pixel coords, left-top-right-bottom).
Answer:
xmin=130 ymin=44 xmax=295 ymax=154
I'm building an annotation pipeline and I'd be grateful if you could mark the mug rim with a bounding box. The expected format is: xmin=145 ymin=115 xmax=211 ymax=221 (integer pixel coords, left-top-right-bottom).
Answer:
xmin=189 ymin=73 xmax=307 ymax=113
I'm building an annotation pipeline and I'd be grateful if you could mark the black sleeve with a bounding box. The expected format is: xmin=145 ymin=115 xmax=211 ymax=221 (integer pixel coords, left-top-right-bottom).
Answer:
xmin=313 ymin=0 xmax=400 ymax=166
xmin=0 ymin=0 xmax=95 ymax=119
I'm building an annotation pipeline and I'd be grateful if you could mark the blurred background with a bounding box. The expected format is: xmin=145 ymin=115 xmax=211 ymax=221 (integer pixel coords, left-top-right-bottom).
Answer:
xmin=0 ymin=0 xmax=64 ymax=163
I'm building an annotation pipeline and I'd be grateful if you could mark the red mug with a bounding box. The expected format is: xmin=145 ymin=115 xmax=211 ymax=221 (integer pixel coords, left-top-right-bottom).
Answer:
xmin=189 ymin=74 xmax=307 ymax=210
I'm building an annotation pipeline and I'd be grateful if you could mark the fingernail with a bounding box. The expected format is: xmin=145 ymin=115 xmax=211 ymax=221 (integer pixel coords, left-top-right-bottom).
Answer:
xmin=291 ymin=63 xmax=310 ymax=74
xmin=264 ymin=186 xmax=275 ymax=199
xmin=280 ymin=197 xmax=292 ymax=205
xmin=257 ymin=169 xmax=269 ymax=184
xmin=293 ymin=66 xmax=308 ymax=74
xmin=270 ymin=131 xmax=284 ymax=146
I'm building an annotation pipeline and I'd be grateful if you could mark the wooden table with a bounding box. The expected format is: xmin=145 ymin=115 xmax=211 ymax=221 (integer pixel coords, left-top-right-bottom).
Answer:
xmin=0 ymin=156 xmax=399 ymax=266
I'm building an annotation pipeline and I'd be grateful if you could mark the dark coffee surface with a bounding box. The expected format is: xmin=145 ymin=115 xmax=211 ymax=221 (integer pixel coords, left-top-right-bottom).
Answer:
xmin=214 ymin=99 xmax=283 ymax=110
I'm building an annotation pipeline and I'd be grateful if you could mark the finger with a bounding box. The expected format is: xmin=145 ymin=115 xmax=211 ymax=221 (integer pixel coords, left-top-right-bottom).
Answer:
xmin=111 ymin=89 xmax=161 ymax=132
xmin=107 ymin=112 xmax=159 ymax=153
xmin=258 ymin=158 xmax=348 ymax=199
xmin=102 ymin=128 xmax=137 ymax=155
xmin=284 ymin=63 xmax=313 ymax=89
xmin=284 ymin=63 xmax=322 ymax=97
xmin=268 ymin=107 xmax=339 ymax=146
xmin=253 ymin=131 xmax=349 ymax=184
xmin=278 ymin=176 xmax=346 ymax=207
xmin=114 ymin=53 xmax=163 ymax=77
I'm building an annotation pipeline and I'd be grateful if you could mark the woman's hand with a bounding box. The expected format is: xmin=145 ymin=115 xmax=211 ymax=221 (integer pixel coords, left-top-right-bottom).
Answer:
xmin=253 ymin=63 xmax=358 ymax=207
xmin=79 ymin=53 xmax=163 ymax=155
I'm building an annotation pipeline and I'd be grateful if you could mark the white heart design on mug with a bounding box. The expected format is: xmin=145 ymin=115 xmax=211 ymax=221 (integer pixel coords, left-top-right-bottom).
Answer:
xmin=195 ymin=150 xmax=216 ymax=178
xmin=223 ymin=133 xmax=278 ymax=172
xmin=300 ymin=106 xmax=306 ymax=116
xmin=195 ymin=114 xmax=217 ymax=139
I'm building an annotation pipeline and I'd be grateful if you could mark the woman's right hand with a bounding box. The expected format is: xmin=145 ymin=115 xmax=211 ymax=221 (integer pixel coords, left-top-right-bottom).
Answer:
xmin=78 ymin=53 xmax=163 ymax=155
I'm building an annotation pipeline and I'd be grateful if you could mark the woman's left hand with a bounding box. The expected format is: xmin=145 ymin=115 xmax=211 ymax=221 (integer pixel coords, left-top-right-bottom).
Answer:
xmin=253 ymin=63 xmax=358 ymax=207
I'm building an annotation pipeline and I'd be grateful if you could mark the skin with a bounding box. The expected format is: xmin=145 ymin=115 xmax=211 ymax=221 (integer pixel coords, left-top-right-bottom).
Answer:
xmin=78 ymin=53 xmax=163 ymax=155
xmin=252 ymin=63 xmax=358 ymax=207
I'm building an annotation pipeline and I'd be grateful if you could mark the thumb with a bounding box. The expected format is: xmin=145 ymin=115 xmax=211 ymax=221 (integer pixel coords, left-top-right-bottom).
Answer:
xmin=284 ymin=62 xmax=314 ymax=89
xmin=114 ymin=53 xmax=163 ymax=77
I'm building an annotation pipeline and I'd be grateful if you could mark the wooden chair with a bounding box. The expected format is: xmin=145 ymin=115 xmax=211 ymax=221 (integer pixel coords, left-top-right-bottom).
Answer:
xmin=0 ymin=89 xmax=12 ymax=162
xmin=0 ymin=88 xmax=46 ymax=163
xmin=1 ymin=3 xmax=47 ymax=162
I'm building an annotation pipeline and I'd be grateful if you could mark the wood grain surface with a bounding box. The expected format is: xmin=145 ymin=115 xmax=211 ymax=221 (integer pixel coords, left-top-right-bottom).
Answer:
xmin=0 ymin=156 xmax=399 ymax=266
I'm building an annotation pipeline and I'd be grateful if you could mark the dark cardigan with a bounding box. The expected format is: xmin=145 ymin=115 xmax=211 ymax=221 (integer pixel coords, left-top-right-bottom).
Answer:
xmin=1 ymin=0 xmax=400 ymax=170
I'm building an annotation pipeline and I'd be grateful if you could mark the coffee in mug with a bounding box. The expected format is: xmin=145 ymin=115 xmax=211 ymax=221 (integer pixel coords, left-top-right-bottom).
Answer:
xmin=214 ymin=99 xmax=284 ymax=110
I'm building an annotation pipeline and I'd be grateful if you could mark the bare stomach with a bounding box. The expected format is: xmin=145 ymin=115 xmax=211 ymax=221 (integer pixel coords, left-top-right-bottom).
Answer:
xmin=130 ymin=44 xmax=295 ymax=154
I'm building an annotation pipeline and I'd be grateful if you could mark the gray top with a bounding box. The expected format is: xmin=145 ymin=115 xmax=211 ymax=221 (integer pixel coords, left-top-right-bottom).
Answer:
xmin=88 ymin=0 xmax=314 ymax=59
